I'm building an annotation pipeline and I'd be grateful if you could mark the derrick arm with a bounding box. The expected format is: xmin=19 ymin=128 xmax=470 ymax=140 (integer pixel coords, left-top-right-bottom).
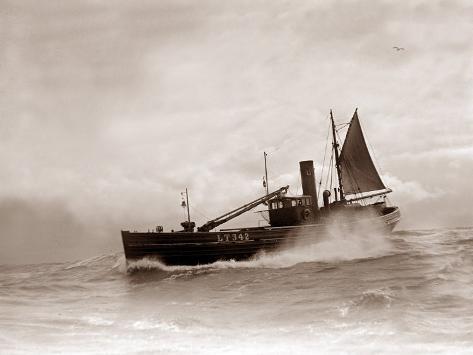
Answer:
xmin=197 ymin=185 xmax=289 ymax=232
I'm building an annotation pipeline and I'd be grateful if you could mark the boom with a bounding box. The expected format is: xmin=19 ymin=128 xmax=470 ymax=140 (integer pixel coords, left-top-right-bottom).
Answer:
xmin=197 ymin=185 xmax=289 ymax=232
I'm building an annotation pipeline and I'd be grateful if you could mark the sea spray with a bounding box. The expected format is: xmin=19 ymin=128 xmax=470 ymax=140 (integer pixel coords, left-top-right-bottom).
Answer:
xmin=125 ymin=226 xmax=395 ymax=273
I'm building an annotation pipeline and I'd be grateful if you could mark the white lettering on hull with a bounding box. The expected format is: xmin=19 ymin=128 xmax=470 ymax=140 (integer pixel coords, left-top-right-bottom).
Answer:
xmin=216 ymin=232 xmax=251 ymax=243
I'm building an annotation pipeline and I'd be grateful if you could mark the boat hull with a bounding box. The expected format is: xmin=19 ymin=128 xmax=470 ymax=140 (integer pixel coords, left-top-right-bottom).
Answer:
xmin=122 ymin=206 xmax=400 ymax=266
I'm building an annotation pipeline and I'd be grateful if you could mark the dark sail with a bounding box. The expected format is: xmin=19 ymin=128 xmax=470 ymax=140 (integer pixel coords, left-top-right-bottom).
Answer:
xmin=339 ymin=110 xmax=386 ymax=195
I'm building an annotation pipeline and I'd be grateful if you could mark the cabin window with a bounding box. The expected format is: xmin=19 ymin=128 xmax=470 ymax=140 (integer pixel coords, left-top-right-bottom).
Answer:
xmin=291 ymin=200 xmax=297 ymax=207
xmin=278 ymin=201 xmax=283 ymax=209
xmin=306 ymin=198 xmax=310 ymax=205
xmin=271 ymin=201 xmax=278 ymax=210
xmin=298 ymin=199 xmax=302 ymax=206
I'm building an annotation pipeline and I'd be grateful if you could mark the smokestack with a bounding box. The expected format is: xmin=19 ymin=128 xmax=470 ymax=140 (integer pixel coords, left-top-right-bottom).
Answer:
xmin=299 ymin=160 xmax=318 ymax=209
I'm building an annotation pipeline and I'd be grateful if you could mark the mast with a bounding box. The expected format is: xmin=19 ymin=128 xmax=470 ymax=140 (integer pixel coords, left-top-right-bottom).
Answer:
xmin=264 ymin=151 xmax=269 ymax=196
xmin=330 ymin=110 xmax=344 ymax=201
xmin=185 ymin=188 xmax=191 ymax=223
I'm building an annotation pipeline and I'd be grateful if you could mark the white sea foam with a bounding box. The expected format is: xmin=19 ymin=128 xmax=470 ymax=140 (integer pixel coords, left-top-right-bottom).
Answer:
xmin=132 ymin=319 xmax=180 ymax=331
xmin=65 ymin=254 xmax=113 ymax=270
xmin=81 ymin=315 xmax=114 ymax=326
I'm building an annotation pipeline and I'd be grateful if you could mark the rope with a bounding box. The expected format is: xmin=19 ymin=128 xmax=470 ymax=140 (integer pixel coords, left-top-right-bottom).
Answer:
xmin=343 ymin=157 xmax=363 ymax=202
xmin=335 ymin=118 xmax=367 ymax=204
xmin=329 ymin=152 xmax=334 ymax=193
xmin=323 ymin=148 xmax=333 ymax=191
xmin=190 ymin=206 xmax=210 ymax=220
xmin=336 ymin=122 xmax=350 ymax=131
xmin=318 ymin=121 xmax=331 ymax=198
xmin=367 ymin=135 xmax=385 ymax=179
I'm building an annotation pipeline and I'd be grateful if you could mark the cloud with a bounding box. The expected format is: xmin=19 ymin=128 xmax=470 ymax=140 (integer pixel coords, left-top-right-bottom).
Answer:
xmin=0 ymin=0 xmax=472 ymax=262
xmin=383 ymin=174 xmax=445 ymax=202
xmin=394 ymin=146 xmax=473 ymax=163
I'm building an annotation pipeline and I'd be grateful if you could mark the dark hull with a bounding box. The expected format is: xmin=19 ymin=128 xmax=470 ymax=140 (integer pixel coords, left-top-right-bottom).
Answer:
xmin=122 ymin=207 xmax=400 ymax=266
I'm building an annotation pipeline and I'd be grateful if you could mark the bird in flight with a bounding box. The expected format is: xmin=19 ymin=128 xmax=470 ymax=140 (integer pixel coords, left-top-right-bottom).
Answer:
xmin=393 ymin=46 xmax=405 ymax=51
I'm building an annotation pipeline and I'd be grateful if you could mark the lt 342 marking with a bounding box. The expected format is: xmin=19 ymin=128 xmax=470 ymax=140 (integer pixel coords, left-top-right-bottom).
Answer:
xmin=216 ymin=232 xmax=252 ymax=243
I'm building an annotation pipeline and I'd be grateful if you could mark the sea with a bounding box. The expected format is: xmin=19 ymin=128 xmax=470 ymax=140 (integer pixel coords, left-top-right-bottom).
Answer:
xmin=1 ymin=227 xmax=472 ymax=354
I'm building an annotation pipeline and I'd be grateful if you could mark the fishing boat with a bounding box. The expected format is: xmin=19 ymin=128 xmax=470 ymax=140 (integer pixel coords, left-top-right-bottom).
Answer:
xmin=122 ymin=109 xmax=400 ymax=266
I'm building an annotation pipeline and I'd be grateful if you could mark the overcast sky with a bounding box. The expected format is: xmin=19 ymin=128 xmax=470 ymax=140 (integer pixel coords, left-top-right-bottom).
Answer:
xmin=1 ymin=0 xmax=472 ymax=263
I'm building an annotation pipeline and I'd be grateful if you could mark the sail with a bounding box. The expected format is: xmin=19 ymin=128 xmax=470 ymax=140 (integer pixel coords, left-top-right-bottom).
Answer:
xmin=339 ymin=110 xmax=386 ymax=195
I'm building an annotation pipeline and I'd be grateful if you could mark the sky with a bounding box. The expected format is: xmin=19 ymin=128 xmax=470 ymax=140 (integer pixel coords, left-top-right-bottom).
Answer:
xmin=1 ymin=0 xmax=472 ymax=264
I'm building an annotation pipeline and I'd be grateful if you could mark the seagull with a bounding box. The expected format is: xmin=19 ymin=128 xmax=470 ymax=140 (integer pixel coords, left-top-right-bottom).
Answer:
xmin=393 ymin=46 xmax=405 ymax=51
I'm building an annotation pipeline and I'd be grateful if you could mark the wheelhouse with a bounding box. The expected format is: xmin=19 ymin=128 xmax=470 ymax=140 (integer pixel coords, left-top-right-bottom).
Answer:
xmin=268 ymin=195 xmax=318 ymax=227
xmin=269 ymin=196 xmax=313 ymax=210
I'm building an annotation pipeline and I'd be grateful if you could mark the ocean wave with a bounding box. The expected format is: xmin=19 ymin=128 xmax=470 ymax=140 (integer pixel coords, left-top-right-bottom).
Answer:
xmin=81 ymin=315 xmax=115 ymax=327
xmin=394 ymin=227 xmax=473 ymax=241
xmin=131 ymin=319 xmax=180 ymax=331
xmin=20 ymin=227 xmax=469 ymax=277
xmin=339 ymin=288 xmax=394 ymax=317
xmin=3 ymin=227 xmax=473 ymax=354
